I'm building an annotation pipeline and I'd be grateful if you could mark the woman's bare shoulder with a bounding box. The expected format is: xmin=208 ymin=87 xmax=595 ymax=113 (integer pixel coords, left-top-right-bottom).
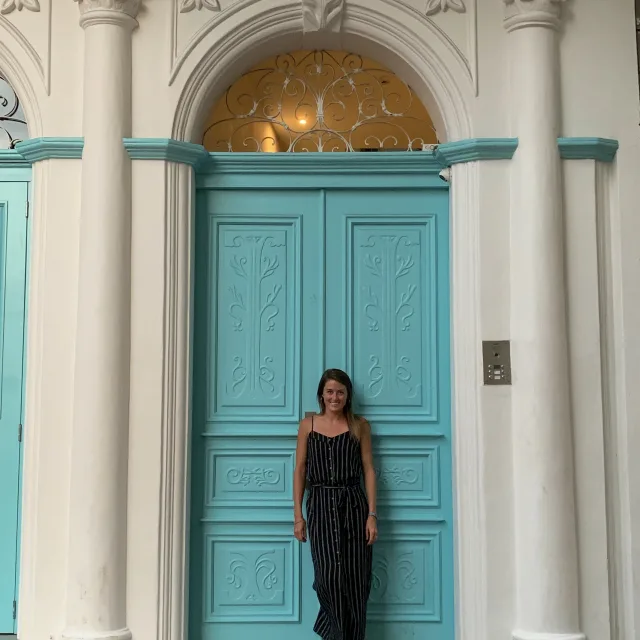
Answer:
xmin=355 ymin=415 xmax=371 ymax=432
xmin=298 ymin=416 xmax=313 ymax=436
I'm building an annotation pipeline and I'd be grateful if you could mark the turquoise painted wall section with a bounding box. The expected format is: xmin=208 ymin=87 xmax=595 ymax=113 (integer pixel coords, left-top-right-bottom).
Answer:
xmin=189 ymin=153 xmax=453 ymax=640
xmin=0 ymin=135 xmax=623 ymax=167
xmin=124 ymin=135 xmax=624 ymax=168
xmin=557 ymin=137 xmax=619 ymax=162
xmin=0 ymin=177 xmax=29 ymax=633
xmin=433 ymin=137 xmax=518 ymax=165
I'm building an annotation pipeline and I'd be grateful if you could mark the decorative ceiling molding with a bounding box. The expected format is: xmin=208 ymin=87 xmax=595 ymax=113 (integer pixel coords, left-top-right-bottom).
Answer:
xmin=425 ymin=0 xmax=465 ymax=16
xmin=0 ymin=0 xmax=40 ymax=14
xmin=302 ymin=0 xmax=344 ymax=34
xmin=179 ymin=0 xmax=220 ymax=11
xmin=73 ymin=0 xmax=142 ymax=18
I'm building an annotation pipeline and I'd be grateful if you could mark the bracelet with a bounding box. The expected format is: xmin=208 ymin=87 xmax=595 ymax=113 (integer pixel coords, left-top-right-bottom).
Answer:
xmin=368 ymin=512 xmax=377 ymax=519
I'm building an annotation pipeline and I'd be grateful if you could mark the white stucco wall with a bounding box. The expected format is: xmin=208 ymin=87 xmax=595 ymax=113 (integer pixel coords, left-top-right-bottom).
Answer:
xmin=0 ymin=1 xmax=636 ymax=639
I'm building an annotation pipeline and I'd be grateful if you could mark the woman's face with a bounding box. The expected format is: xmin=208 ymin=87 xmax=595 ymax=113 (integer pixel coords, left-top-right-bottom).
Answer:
xmin=322 ymin=379 xmax=348 ymax=414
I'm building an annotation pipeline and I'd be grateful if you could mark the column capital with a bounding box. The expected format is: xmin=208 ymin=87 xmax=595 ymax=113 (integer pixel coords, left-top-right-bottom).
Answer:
xmin=503 ymin=0 xmax=565 ymax=32
xmin=74 ymin=0 xmax=141 ymax=26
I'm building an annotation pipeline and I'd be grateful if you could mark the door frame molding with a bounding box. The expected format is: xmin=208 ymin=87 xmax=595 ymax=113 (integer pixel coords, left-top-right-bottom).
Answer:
xmin=155 ymin=147 xmax=496 ymax=640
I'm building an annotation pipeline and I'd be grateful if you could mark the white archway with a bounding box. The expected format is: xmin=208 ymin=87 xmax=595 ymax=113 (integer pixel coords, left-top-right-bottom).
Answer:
xmin=172 ymin=0 xmax=474 ymax=144
xmin=162 ymin=4 xmax=485 ymax=640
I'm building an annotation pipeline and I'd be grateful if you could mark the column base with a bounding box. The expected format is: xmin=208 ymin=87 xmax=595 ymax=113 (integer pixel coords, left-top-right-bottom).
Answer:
xmin=61 ymin=628 xmax=132 ymax=640
xmin=513 ymin=632 xmax=586 ymax=640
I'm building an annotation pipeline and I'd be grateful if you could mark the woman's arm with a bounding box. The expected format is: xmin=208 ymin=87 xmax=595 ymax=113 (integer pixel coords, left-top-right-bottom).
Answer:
xmin=360 ymin=419 xmax=377 ymax=513
xmin=293 ymin=418 xmax=311 ymax=524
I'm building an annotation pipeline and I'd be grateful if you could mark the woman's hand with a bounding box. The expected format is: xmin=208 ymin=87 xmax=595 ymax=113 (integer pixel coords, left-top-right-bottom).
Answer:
xmin=366 ymin=515 xmax=378 ymax=545
xmin=294 ymin=518 xmax=307 ymax=543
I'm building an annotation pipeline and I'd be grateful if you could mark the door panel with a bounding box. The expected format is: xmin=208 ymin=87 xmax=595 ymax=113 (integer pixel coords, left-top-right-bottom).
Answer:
xmin=0 ymin=181 xmax=28 ymax=633
xmin=190 ymin=190 xmax=321 ymax=640
xmin=191 ymin=181 xmax=452 ymax=640
xmin=326 ymin=189 xmax=453 ymax=640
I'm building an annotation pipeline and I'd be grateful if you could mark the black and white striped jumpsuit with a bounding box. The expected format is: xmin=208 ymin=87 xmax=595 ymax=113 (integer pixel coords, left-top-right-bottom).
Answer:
xmin=306 ymin=418 xmax=373 ymax=640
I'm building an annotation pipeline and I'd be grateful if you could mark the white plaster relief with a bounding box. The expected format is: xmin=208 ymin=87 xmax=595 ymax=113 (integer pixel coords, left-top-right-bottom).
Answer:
xmin=73 ymin=0 xmax=141 ymax=17
xmin=425 ymin=0 xmax=465 ymax=16
xmin=503 ymin=0 xmax=565 ymax=26
xmin=421 ymin=0 xmax=474 ymax=94
xmin=179 ymin=0 xmax=220 ymax=11
xmin=0 ymin=0 xmax=40 ymax=13
xmin=0 ymin=0 xmax=51 ymax=94
xmin=302 ymin=0 xmax=344 ymax=34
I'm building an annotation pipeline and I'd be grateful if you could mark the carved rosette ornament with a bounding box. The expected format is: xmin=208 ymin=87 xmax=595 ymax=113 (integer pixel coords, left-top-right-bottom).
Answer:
xmin=503 ymin=0 xmax=566 ymax=31
xmin=73 ymin=0 xmax=141 ymax=18
xmin=302 ymin=0 xmax=344 ymax=34
xmin=425 ymin=0 xmax=465 ymax=16
xmin=0 ymin=0 xmax=40 ymax=14
xmin=179 ymin=0 xmax=220 ymax=11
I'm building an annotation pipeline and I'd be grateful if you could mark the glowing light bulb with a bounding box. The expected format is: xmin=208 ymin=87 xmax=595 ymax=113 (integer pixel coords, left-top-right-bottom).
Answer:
xmin=299 ymin=119 xmax=307 ymax=125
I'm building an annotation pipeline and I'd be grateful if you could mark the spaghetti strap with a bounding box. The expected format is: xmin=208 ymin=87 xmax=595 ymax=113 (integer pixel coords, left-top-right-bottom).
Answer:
xmin=311 ymin=414 xmax=314 ymax=433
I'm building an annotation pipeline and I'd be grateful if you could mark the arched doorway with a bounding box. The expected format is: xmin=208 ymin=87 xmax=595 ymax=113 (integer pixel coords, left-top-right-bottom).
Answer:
xmin=188 ymin=48 xmax=454 ymax=640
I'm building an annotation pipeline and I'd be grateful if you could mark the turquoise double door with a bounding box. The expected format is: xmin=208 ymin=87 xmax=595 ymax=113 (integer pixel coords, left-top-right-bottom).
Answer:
xmin=0 ymin=180 xmax=29 ymax=633
xmin=190 ymin=155 xmax=453 ymax=640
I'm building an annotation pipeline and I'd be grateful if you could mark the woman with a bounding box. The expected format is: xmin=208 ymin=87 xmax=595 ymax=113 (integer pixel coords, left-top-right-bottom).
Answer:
xmin=293 ymin=368 xmax=378 ymax=640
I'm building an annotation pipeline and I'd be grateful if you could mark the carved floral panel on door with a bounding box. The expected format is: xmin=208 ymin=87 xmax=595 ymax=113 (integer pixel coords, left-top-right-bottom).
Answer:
xmin=212 ymin=218 xmax=300 ymax=419
xmin=350 ymin=219 xmax=436 ymax=417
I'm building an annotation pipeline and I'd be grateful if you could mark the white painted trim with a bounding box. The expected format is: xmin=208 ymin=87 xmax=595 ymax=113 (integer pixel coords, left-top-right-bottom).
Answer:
xmin=163 ymin=3 xmax=484 ymax=640
xmin=157 ymin=161 xmax=194 ymax=640
xmin=512 ymin=633 xmax=585 ymax=640
xmin=449 ymin=160 xmax=486 ymax=640
xmin=595 ymin=160 xmax=636 ymax=640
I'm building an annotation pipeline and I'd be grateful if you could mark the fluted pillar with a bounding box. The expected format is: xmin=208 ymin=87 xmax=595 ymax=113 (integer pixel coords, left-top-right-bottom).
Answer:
xmin=505 ymin=1 xmax=585 ymax=639
xmin=62 ymin=2 xmax=139 ymax=639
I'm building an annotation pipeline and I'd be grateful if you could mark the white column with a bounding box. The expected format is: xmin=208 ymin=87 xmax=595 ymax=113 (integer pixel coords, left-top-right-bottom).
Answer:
xmin=62 ymin=2 xmax=139 ymax=639
xmin=505 ymin=2 xmax=585 ymax=640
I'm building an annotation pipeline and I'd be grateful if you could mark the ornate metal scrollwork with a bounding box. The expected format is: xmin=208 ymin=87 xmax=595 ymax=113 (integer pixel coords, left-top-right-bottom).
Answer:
xmin=0 ymin=74 xmax=28 ymax=149
xmin=203 ymin=50 xmax=438 ymax=153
